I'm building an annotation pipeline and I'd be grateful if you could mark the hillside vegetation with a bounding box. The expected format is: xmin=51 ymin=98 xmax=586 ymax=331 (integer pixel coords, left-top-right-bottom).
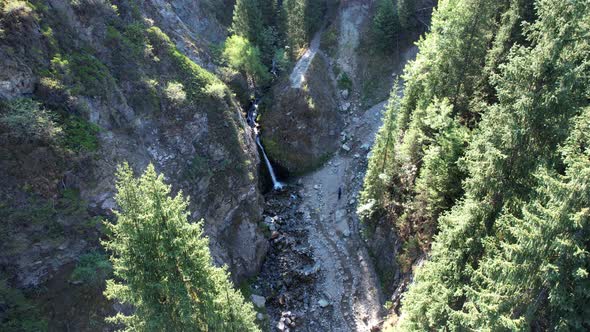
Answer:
xmin=359 ymin=0 xmax=590 ymax=329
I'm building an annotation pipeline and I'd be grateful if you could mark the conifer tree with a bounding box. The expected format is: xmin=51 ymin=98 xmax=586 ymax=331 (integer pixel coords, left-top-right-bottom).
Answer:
xmin=283 ymin=0 xmax=307 ymax=53
xmin=102 ymin=163 xmax=259 ymax=332
xmin=372 ymin=0 xmax=400 ymax=51
xmin=399 ymin=0 xmax=590 ymax=329
xmin=231 ymin=0 xmax=264 ymax=45
xmin=358 ymin=84 xmax=401 ymax=221
xmin=413 ymin=99 xmax=467 ymax=221
xmin=397 ymin=0 xmax=415 ymax=29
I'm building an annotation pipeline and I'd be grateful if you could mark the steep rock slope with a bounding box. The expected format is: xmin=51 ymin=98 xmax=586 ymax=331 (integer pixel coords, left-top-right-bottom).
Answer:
xmin=261 ymin=53 xmax=343 ymax=175
xmin=0 ymin=0 xmax=264 ymax=328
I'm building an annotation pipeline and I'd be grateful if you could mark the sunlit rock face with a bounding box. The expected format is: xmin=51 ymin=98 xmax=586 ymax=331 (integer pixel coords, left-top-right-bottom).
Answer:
xmin=261 ymin=55 xmax=343 ymax=175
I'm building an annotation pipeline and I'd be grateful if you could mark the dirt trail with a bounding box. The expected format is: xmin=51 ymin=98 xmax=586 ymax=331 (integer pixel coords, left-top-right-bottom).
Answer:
xmin=297 ymin=100 xmax=389 ymax=331
xmin=289 ymin=30 xmax=322 ymax=88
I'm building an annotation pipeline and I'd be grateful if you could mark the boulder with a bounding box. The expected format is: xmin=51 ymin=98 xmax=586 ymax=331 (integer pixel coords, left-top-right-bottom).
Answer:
xmin=251 ymin=294 xmax=266 ymax=309
xmin=341 ymin=89 xmax=349 ymax=99
xmin=341 ymin=102 xmax=351 ymax=112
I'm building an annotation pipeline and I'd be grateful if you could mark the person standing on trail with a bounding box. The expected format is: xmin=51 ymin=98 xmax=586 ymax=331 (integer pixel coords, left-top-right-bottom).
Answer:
xmin=338 ymin=187 xmax=342 ymax=200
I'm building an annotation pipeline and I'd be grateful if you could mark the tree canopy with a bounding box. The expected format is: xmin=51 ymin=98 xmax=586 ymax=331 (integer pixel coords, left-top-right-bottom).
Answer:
xmin=103 ymin=163 xmax=259 ymax=331
xmin=360 ymin=0 xmax=590 ymax=329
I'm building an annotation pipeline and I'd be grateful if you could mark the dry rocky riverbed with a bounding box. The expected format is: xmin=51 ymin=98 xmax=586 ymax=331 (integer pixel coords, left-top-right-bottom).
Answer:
xmin=253 ymin=100 xmax=389 ymax=332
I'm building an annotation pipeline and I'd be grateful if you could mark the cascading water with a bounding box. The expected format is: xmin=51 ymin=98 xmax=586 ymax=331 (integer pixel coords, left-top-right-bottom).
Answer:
xmin=248 ymin=100 xmax=284 ymax=190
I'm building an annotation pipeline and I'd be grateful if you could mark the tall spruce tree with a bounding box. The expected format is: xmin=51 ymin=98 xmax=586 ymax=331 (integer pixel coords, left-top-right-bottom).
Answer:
xmin=397 ymin=0 xmax=415 ymax=29
xmin=358 ymin=83 xmax=402 ymax=221
xmin=399 ymin=0 xmax=590 ymax=329
xmin=231 ymin=0 xmax=264 ymax=45
xmin=283 ymin=0 xmax=308 ymax=53
xmin=373 ymin=0 xmax=400 ymax=51
xmin=102 ymin=164 xmax=259 ymax=332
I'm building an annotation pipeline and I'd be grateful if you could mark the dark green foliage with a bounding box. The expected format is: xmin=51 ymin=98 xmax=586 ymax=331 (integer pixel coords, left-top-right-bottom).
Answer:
xmin=102 ymin=164 xmax=259 ymax=331
xmin=282 ymin=0 xmax=307 ymax=53
xmin=231 ymin=0 xmax=264 ymax=44
xmin=68 ymin=53 xmax=115 ymax=98
xmin=304 ymin=0 xmax=326 ymax=37
xmin=412 ymin=99 xmax=467 ymax=220
xmin=47 ymin=52 xmax=116 ymax=99
xmin=70 ymin=251 xmax=112 ymax=286
xmin=62 ymin=115 xmax=100 ymax=152
xmin=0 ymin=277 xmax=47 ymax=332
xmin=397 ymin=0 xmax=415 ymax=29
xmin=360 ymin=0 xmax=514 ymax=268
xmin=230 ymin=0 xmax=327 ymax=63
xmin=358 ymin=85 xmax=401 ymax=221
xmin=385 ymin=0 xmax=590 ymax=330
xmin=373 ymin=0 xmax=400 ymax=51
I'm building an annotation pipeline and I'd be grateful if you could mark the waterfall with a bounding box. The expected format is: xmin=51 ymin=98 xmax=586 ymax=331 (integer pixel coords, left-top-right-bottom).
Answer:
xmin=256 ymin=135 xmax=283 ymax=190
xmin=248 ymin=100 xmax=284 ymax=190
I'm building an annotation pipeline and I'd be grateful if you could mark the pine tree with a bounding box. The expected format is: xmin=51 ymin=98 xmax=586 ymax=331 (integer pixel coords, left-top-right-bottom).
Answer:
xmin=372 ymin=0 xmax=400 ymax=51
xmin=102 ymin=163 xmax=259 ymax=332
xmin=466 ymin=107 xmax=590 ymax=330
xmin=283 ymin=0 xmax=307 ymax=53
xmin=397 ymin=0 xmax=415 ymax=29
xmin=400 ymin=0 xmax=508 ymax=121
xmin=358 ymin=83 xmax=401 ymax=221
xmin=413 ymin=99 xmax=467 ymax=222
xmin=231 ymin=0 xmax=264 ymax=45
xmin=399 ymin=0 xmax=590 ymax=329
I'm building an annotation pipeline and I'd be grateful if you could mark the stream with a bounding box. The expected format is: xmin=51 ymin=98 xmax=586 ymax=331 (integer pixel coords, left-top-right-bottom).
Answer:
xmin=247 ymin=99 xmax=284 ymax=191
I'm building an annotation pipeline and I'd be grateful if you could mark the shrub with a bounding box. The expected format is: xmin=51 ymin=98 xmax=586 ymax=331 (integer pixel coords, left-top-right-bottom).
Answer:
xmin=0 ymin=98 xmax=62 ymax=142
xmin=0 ymin=277 xmax=47 ymax=332
xmin=70 ymin=251 xmax=112 ymax=285
xmin=337 ymin=72 xmax=352 ymax=91
xmin=2 ymin=0 xmax=33 ymax=16
xmin=204 ymin=81 xmax=226 ymax=100
xmin=146 ymin=26 xmax=220 ymax=101
xmin=62 ymin=115 xmax=100 ymax=152
xmin=69 ymin=53 xmax=115 ymax=97
xmin=273 ymin=48 xmax=290 ymax=73
xmin=164 ymin=81 xmax=187 ymax=104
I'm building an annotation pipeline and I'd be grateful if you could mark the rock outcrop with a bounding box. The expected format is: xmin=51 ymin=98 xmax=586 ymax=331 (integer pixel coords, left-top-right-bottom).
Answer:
xmin=260 ymin=55 xmax=343 ymax=175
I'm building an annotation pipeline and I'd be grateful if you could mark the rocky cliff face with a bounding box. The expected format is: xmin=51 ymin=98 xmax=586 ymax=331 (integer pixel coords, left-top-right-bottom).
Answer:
xmin=260 ymin=54 xmax=343 ymax=175
xmin=0 ymin=0 xmax=265 ymax=328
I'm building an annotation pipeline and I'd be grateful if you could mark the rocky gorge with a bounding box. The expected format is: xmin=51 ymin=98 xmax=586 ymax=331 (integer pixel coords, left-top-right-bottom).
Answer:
xmin=0 ymin=0 xmax=429 ymax=330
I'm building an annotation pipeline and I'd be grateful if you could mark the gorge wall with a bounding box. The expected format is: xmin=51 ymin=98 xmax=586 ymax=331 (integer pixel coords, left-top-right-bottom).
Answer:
xmin=0 ymin=0 xmax=266 ymax=329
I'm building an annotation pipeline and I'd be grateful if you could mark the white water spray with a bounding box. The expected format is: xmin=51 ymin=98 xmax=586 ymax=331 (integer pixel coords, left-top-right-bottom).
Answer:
xmin=255 ymin=134 xmax=283 ymax=190
xmin=248 ymin=101 xmax=283 ymax=191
